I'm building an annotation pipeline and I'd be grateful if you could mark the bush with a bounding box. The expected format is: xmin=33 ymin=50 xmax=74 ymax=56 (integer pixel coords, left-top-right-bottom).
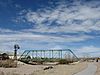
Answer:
xmin=58 ymin=59 xmax=70 ymax=64
xmin=0 ymin=60 xmax=17 ymax=68
xmin=20 ymin=59 xmax=29 ymax=64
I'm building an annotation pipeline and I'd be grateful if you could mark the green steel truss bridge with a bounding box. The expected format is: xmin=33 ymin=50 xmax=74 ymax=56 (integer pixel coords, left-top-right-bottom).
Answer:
xmin=20 ymin=49 xmax=79 ymax=61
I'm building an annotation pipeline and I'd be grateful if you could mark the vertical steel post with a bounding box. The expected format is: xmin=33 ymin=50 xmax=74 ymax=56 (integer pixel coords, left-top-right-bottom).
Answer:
xmin=61 ymin=50 xmax=62 ymax=59
xmin=52 ymin=50 xmax=53 ymax=58
xmin=41 ymin=50 xmax=42 ymax=58
xmin=44 ymin=50 xmax=45 ymax=58
xmin=49 ymin=50 xmax=51 ymax=58
xmin=36 ymin=50 xmax=37 ymax=58
xmin=32 ymin=51 xmax=34 ymax=59
xmin=58 ymin=50 xmax=60 ymax=59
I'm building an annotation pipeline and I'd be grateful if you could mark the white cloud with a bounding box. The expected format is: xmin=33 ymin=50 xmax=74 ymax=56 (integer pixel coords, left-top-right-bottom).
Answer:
xmin=0 ymin=28 xmax=98 ymax=57
xmin=16 ymin=1 xmax=100 ymax=34
xmin=0 ymin=28 xmax=13 ymax=33
xmin=0 ymin=31 xmax=94 ymax=43
xmin=78 ymin=46 xmax=100 ymax=53
xmin=50 ymin=45 xmax=62 ymax=50
xmin=75 ymin=6 xmax=100 ymax=19
xmin=0 ymin=29 xmax=95 ymax=54
xmin=75 ymin=46 xmax=100 ymax=57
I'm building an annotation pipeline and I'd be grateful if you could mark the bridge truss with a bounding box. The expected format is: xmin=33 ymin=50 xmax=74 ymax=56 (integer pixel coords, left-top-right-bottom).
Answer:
xmin=20 ymin=49 xmax=79 ymax=61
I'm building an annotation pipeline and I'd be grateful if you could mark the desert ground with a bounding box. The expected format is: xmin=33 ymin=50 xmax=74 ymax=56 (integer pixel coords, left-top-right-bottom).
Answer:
xmin=95 ymin=62 xmax=100 ymax=75
xmin=0 ymin=61 xmax=100 ymax=75
xmin=32 ymin=62 xmax=87 ymax=75
xmin=0 ymin=61 xmax=88 ymax=75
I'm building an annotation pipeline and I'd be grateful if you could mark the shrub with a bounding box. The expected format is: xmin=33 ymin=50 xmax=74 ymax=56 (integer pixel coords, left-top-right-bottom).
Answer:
xmin=58 ymin=59 xmax=70 ymax=64
xmin=20 ymin=59 xmax=29 ymax=64
xmin=0 ymin=59 xmax=17 ymax=68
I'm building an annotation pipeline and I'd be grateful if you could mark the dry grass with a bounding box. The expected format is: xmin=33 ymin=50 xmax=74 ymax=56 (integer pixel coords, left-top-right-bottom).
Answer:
xmin=0 ymin=60 xmax=17 ymax=68
xmin=0 ymin=61 xmax=46 ymax=75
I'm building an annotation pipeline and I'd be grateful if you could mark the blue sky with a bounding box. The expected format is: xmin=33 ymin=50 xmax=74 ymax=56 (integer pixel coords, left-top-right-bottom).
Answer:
xmin=0 ymin=0 xmax=100 ymax=57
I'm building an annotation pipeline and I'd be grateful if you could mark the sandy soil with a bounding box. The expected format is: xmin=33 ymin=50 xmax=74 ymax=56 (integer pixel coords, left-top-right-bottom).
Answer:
xmin=0 ymin=62 xmax=88 ymax=75
xmin=95 ymin=62 xmax=100 ymax=75
xmin=0 ymin=61 xmax=47 ymax=75
xmin=32 ymin=62 xmax=87 ymax=75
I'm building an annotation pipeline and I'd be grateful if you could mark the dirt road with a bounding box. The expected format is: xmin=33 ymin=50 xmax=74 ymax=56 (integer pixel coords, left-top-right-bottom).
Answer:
xmin=74 ymin=63 xmax=97 ymax=75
